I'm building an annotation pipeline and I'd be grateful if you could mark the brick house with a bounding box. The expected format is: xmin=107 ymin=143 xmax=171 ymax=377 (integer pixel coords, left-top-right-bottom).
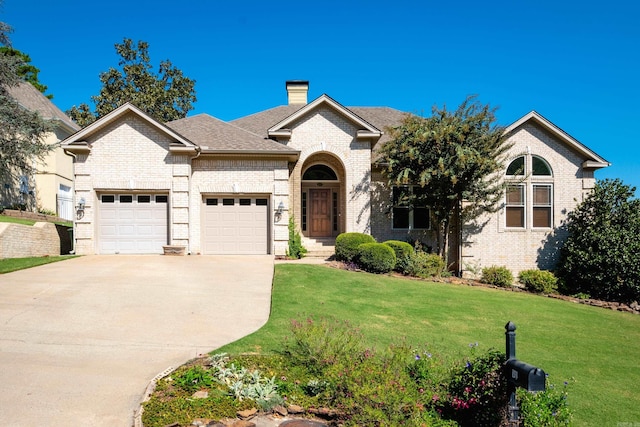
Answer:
xmin=61 ymin=81 xmax=608 ymax=275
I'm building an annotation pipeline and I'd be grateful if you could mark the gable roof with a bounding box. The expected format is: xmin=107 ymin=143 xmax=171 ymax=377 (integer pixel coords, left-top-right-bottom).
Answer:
xmin=166 ymin=114 xmax=299 ymax=159
xmin=506 ymin=111 xmax=609 ymax=169
xmin=231 ymin=101 xmax=407 ymax=147
xmin=266 ymin=94 xmax=383 ymax=140
xmin=61 ymin=102 xmax=198 ymax=154
xmin=6 ymin=81 xmax=80 ymax=134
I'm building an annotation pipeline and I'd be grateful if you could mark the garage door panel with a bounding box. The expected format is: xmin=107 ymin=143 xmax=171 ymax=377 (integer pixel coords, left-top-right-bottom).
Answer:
xmin=202 ymin=197 xmax=268 ymax=255
xmin=98 ymin=194 xmax=168 ymax=254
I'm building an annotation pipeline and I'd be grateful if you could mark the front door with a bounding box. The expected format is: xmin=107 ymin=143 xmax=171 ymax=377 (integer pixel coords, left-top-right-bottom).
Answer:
xmin=309 ymin=189 xmax=332 ymax=237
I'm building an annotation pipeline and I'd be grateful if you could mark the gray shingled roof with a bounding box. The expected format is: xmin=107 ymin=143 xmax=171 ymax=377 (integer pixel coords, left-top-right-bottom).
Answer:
xmin=166 ymin=113 xmax=298 ymax=153
xmin=6 ymin=82 xmax=80 ymax=133
xmin=230 ymin=104 xmax=408 ymax=147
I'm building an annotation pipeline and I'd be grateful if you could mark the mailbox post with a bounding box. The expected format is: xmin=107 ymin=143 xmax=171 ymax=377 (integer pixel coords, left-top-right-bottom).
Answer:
xmin=504 ymin=322 xmax=546 ymax=426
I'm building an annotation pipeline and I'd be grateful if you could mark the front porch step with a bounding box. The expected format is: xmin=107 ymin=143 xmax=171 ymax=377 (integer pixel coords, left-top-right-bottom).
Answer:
xmin=301 ymin=237 xmax=336 ymax=258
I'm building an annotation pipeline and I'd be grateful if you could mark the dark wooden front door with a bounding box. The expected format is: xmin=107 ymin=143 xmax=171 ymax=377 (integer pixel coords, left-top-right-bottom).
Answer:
xmin=309 ymin=189 xmax=332 ymax=237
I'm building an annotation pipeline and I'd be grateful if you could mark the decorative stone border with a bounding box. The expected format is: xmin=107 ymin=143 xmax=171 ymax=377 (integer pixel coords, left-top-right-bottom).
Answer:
xmin=134 ymin=365 xmax=177 ymax=427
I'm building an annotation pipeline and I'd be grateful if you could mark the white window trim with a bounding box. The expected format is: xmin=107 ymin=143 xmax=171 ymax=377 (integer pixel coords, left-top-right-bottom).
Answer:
xmin=532 ymin=183 xmax=553 ymax=229
xmin=505 ymin=183 xmax=526 ymax=229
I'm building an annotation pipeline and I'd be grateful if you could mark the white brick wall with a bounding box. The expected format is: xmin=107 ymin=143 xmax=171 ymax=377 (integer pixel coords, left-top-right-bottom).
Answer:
xmin=284 ymin=106 xmax=372 ymax=235
xmin=460 ymin=122 xmax=595 ymax=276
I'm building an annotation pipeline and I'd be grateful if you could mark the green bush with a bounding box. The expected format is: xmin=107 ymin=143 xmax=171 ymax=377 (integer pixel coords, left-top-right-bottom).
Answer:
xmin=335 ymin=232 xmax=375 ymax=262
xmin=518 ymin=270 xmax=558 ymax=294
xmin=440 ymin=348 xmax=508 ymax=426
xmin=406 ymin=251 xmax=446 ymax=278
xmin=481 ymin=266 xmax=513 ymax=287
xmin=557 ymin=179 xmax=640 ymax=304
xmin=357 ymin=242 xmax=396 ymax=274
xmin=286 ymin=216 xmax=307 ymax=259
xmin=518 ymin=382 xmax=573 ymax=426
xmin=383 ymin=240 xmax=414 ymax=273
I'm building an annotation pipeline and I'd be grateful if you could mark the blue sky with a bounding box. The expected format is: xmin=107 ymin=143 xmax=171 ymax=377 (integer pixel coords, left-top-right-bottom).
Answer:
xmin=2 ymin=0 xmax=639 ymax=192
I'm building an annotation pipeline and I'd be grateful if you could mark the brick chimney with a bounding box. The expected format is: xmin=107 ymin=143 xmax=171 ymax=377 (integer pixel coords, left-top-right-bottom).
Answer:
xmin=286 ymin=80 xmax=309 ymax=105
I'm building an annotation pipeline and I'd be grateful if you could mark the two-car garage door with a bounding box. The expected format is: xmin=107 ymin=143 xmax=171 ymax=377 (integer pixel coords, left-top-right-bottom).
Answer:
xmin=202 ymin=197 xmax=269 ymax=255
xmin=97 ymin=194 xmax=270 ymax=255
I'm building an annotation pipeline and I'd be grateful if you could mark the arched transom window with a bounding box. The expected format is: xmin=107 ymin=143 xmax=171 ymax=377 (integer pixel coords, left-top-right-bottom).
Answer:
xmin=303 ymin=164 xmax=338 ymax=181
xmin=505 ymin=155 xmax=554 ymax=229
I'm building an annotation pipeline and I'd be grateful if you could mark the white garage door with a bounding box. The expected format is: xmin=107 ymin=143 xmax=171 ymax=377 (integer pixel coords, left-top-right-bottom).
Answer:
xmin=202 ymin=196 xmax=269 ymax=255
xmin=98 ymin=194 xmax=168 ymax=254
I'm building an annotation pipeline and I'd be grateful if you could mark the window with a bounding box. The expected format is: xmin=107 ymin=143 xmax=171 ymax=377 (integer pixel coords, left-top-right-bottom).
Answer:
xmin=156 ymin=195 xmax=168 ymax=203
xmin=205 ymin=198 xmax=218 ymax=206
xmin=239 ymin=199 xmax=251 ymax=206
xmin=392 ymin=186 xmax=430 ymax=230
xmin=138 ymin=195 xmax=151 ymax=203
xmin=222 ymin=199 xmax=234 ymax=206
xmin=303 ymin=165 xmax=337 ymax=181
xmin=505 ymin=155 xmax=553 ymax=229
xmin=301 ymin=192 xmax=307 ymax=231
xmin=533 ymin=185 xmax=552 ymax=227
xmin=119 ymin=195 xmax=133 ymax=203
xmin=256 ymin=199 xmax=268 ymax=206
xmin=506 ymin=185 xmax=525 ymax=228
xmin=101 ymin=195 xmax=115 ymax=203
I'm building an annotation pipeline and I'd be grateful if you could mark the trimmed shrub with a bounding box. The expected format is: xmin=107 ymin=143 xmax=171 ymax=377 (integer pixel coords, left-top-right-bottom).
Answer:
xmin=481 ymin=266 xmax=513 ymax=287
xmin=335 ymin=232 xmax=375 ymax=262
xmin=518 ymin=270 xmax=558 ymax=294
xmin=357 ymin=242 xmax=396 ymax=274
xmin=286 ymin=216 xmax=307 ymax=259
xmin=383 ymin=240 xmax=414 ymax=273
xmin=406 ymin=251 xmax=446 ymax=278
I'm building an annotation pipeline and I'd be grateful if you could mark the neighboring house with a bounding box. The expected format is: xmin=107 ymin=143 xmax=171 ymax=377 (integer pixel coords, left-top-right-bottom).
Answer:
xmin=3 ymin=82 xmax=80 ymax=219
xmin=60 ymin=81 xmax=608 ymax=275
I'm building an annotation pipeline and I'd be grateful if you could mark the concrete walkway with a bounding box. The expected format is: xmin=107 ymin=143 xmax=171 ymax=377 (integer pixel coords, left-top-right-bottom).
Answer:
xmin=0 ymin=255 xmax=274 ymax=426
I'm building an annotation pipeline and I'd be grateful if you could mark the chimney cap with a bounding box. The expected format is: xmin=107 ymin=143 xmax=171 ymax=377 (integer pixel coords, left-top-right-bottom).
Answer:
xmin=285 ymin=80 xmax=309 ymax=86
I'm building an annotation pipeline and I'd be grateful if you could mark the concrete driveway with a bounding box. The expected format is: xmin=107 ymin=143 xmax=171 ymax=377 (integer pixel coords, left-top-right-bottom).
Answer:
xmin=0 ymin=255 xmax=274 ymax=426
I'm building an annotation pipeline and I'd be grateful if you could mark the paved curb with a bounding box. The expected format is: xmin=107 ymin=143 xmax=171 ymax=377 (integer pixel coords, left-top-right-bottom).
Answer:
xmin=134 ymin=365 xmax=177 ymax=427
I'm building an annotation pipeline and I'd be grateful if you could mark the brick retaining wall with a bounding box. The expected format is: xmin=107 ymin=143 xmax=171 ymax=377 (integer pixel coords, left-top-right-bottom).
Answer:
xmin=0 ymin=222 xmax=72 ymax=258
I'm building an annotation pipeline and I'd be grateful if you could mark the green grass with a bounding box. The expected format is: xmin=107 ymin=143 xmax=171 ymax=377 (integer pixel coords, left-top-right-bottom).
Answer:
xmin=220 ymin=264 xmax=640 ymax=426
xmin=0 ymin=255 xmax=78 ymax=274
xmin=0 ymin=214 xmax=72 ymax=227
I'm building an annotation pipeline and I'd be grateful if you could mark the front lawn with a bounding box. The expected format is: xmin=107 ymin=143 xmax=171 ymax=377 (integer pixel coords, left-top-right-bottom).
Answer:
xmin=0 ymin=255 xmax=77 ymax=274
xmin=150 ymin=264 xmax=640 ymax=426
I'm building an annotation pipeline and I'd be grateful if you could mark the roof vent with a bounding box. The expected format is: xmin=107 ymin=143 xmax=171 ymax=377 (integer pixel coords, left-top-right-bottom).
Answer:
xmin=286 ymin=80 xmax=309 ymax=105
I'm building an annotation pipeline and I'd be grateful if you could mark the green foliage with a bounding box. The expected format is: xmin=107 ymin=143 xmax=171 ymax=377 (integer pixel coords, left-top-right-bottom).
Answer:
xmin=519 ymin=270 xmax=558 ymax=294
xmin=518 ymin=382 xmax=573 ymax=427
xmin=0 ymin=29 xmax=53 ymax=194
xmin=558 ymin=179 xmax=640 ymax=304
xmin=0 ymin=255 xmax=77 ymax=274
xmin=440 ymin=347 xmax=508 ymax=426
xmin=357 ymin=242 xmax=396 ymax=273
xmin=335 ymin=232 xmax=375 ymax=262
xmin=67 ymin=38 xmax=196 ymax=127
xmin=282 ymin=317 xmax=365 ymax=375
xmin=379 ymin=96 xmax=512 ymax=265
xmin=286 ymin=216 xmax=306 ymax=259
xmin=173 ymin=365 xmax=215 ymax=392
xmin=383 ymin=240 xmax=414 ymax=273
xmin=481 ymin=265 xmax=513 ymax=287
xmin=405 ymin=250 xmax=446 ymax=278
xmin=0 ymin=47 xmax=52 ymax=98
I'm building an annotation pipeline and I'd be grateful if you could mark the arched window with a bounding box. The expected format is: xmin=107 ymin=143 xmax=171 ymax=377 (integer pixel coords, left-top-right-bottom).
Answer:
xmin=303 ymin=164 xmax=337 ymax=180
xmin=532 ymin=156 xmax=552 ymax=176
xmin=506 ymin=156 xmax=525 ymax=176
xmin=505 ymin=155 xmax=553 ymax=229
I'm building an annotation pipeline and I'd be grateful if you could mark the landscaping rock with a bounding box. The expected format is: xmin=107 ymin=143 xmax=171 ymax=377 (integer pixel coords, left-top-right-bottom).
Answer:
xmin=273 ymin=405 xmax=288 ymax=416
xmin=192 ymin=390 xmax=209 ymax=399
xmin=287 ymin=404 xmax=304 ymax=414
xmin=237 ymin=408 xmax=258 ymax=419
xmin=230 ymin=420 xmax=256 ymax=427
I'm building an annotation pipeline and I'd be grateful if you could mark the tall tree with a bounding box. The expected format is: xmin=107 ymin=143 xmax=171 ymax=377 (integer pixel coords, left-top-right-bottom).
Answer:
xmin=0 ymin=46 xmax=52 ymax=98
xmin=379 ymin=96 xmax=511 ymax=267
xmin=0 ymin=20 xmax=52 ymax=206
xmin=67 ymin=38 xmax=196 ymax=127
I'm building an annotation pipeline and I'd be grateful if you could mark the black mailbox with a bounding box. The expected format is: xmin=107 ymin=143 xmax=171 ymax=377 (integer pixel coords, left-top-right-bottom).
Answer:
xmin=505 ymin=359 xmax=546 ymax=392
